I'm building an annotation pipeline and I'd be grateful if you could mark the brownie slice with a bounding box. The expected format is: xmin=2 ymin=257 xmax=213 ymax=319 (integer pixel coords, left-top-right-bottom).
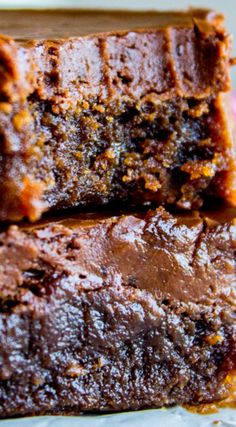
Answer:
xmin=0 ymin=9 xmax=235 ymax=221
xmin=0 ymin=207 xmax=235 ymax=417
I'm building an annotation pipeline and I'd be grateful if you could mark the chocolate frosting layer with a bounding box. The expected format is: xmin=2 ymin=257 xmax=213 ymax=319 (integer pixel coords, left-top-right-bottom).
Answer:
xmin=0 ymin=207 xmax=235 ymax=305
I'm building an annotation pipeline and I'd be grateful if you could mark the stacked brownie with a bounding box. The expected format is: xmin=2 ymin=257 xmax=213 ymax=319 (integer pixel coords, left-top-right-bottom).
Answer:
xmin=0 ymin=8 xmax=235 ymax=418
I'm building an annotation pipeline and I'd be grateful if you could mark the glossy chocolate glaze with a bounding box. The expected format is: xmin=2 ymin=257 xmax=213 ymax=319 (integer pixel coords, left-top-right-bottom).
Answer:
xmin=0 ymin=207 xmax=235 ymax=304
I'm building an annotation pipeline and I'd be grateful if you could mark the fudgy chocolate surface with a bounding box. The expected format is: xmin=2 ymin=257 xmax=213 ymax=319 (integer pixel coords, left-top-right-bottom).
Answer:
xmin=0 ymin=207 xmax=235 ymax=417
xmin=0 ymin=9 xmax=235 ymax=221
xmin=0 ymin=9 xmax=227 ymax=39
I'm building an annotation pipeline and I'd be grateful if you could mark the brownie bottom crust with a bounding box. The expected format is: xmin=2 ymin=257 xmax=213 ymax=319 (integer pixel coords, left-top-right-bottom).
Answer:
xmin=0 ymin=207 xmax=235 ymax=417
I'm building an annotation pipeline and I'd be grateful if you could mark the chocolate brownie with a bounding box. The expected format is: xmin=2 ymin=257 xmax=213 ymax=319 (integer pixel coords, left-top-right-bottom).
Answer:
xmin=0 ymin=9 xmax=235 ymax=221
xmin=0 ymin=207 xmax=235 ymax=417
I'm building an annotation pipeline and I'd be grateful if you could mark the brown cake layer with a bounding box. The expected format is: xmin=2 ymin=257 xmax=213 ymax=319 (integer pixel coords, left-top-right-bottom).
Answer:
xmin=0 ymin=9 xmax=235 ymax=221
xmin=0 ymin=207 xmax=235 ymax=417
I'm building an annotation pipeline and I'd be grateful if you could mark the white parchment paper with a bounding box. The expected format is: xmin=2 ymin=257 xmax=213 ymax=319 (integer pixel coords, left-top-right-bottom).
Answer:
xmin=0 ymin=407 xmax=235 ymax=427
